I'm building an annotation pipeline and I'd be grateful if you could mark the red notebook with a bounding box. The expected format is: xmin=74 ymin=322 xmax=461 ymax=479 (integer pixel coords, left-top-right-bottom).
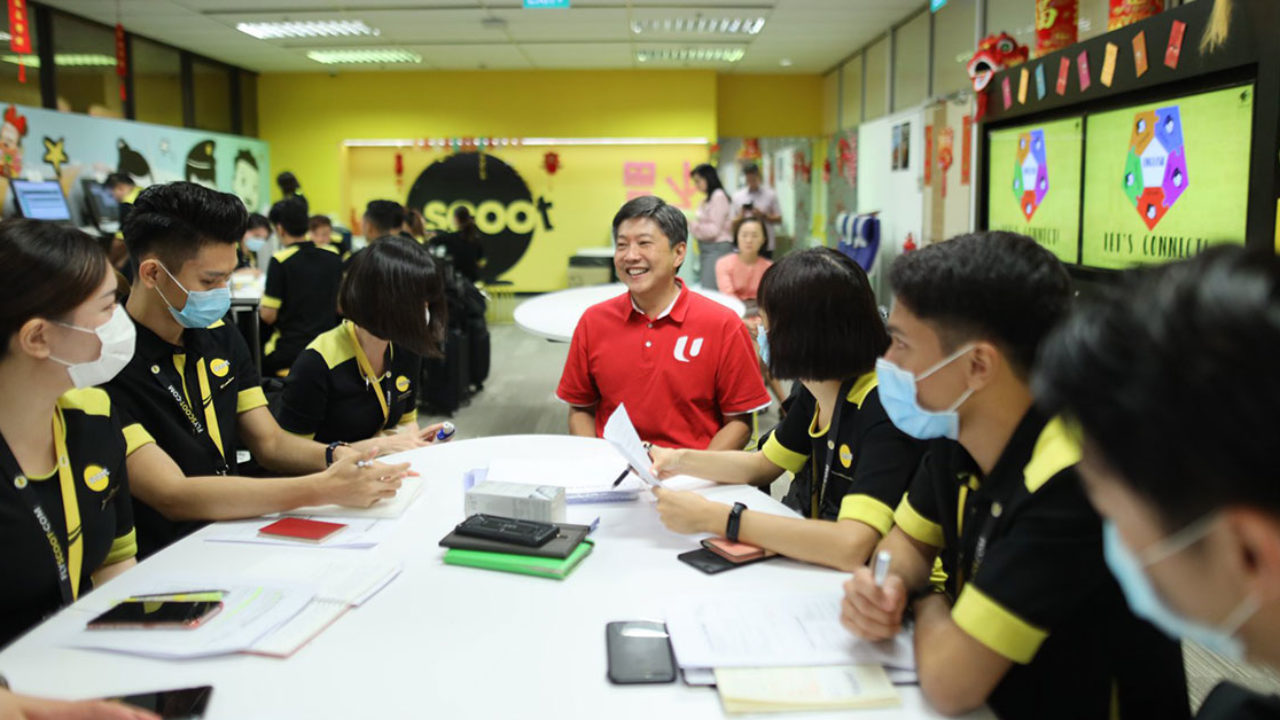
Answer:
xmin=258 ymin=517 xmax=347 ymax=543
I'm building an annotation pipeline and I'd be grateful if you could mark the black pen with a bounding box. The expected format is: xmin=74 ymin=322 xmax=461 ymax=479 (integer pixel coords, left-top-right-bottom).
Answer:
xmin=610 ymin=467 xmax=631 ymax=488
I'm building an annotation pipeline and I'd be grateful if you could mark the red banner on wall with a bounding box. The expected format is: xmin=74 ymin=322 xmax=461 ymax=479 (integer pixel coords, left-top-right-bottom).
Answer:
xmin=923 ymin=125 xmax=934 ymax=186
xmin=961 ymin=115 xmax=973 ymax=185
xmin=1036 ymin=0 xmax=1078 ymax=58
xmin=1108 ymin=0 xmax=1161 ymax=31
xmin=8 ymin=0 xmax=31 ymax=53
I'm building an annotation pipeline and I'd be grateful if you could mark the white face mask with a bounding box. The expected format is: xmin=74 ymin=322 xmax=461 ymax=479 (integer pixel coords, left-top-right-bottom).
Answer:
xmin=48 ymin=304 xmax=136 ymax=388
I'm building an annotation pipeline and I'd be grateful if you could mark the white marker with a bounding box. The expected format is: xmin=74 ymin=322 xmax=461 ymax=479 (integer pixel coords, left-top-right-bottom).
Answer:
xmin=873 ymin=549 xmax=892 ymax=587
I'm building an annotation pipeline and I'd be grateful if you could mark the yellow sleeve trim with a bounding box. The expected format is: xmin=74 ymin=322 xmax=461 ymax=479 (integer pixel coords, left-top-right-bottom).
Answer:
xmin=1023 ymin=416 xmax=1082 ymax=493
xmin=894 ymin=496 xmax=945 ymax=548
xmin=237 ymin=386 xmax=269 ymax=414
xmin=260 ymin=295 xmax=283 ymax=309
xmin=104 ymin=528 xmax=138 ymax=565
xmin=57 ymin=388 xmax=111 ymax=417
xmin=399 ymin=409 xmax=418 ymax=426
xmin=952 ymin=585 xmax=1049 ymax=664
xmin=846 ymin=371 xmax=878 ymax=408
xmin=761 ymin=433 xmax=808 ymax=475
xmin=837 ymin=494 xmax=896 ymax=536
xmin=122 ymin=423 xmax=156 ymax=456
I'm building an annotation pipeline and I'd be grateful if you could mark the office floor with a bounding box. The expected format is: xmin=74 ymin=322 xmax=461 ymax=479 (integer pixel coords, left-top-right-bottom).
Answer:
xmin=422 ymin=322 xmax=1279 ymax=710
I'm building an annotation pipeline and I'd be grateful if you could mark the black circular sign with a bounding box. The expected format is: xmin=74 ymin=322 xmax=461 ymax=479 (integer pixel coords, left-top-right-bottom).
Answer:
xmin=407 ymin=152 xmax=547 ymax=282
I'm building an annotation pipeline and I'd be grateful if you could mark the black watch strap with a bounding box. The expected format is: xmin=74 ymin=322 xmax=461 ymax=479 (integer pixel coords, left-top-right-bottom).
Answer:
xmin=726 ymin=502 xmax=748 ymax=543
xmin=325 ymin=441 xmax=350 ymax=468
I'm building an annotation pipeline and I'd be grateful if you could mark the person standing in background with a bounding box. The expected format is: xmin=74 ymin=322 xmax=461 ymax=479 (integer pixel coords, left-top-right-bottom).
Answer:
xmin=730 ymin=162 xmax=783 ymax=257
xmin=430 ymin=206 xmax=486 ymax=284
xmin=276 ymin=171 xmax=304 ymax=207
xmin=689 ymin=164 xmax=733 ymax=290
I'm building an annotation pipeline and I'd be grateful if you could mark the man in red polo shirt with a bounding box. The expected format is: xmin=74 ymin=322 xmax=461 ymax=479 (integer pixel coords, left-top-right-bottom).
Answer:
xmin=557 ymin=195 xmax=770 ymax=450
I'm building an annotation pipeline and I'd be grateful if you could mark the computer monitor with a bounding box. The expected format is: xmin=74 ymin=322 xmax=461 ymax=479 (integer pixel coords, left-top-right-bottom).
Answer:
xmin=81 ymin=178 xmax=119 ymax=227
xmin=11 ymin=179 xmax=72 ymax=222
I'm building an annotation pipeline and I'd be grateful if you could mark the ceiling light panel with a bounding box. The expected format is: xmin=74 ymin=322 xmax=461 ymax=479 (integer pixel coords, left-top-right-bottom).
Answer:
xmin=237 ymin=20 xmax=379 ymax=40
xmin=630 ymin=17 xmax=765 ymax=35
xmin=634 ymin=47 xmax=746 ymax=64
xmin=306 ymin=49 xmax=422 ymax=65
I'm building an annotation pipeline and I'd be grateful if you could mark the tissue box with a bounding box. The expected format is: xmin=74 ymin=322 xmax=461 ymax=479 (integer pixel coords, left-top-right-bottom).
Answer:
xmin=465 ymin=481 xmax=566 ymax=523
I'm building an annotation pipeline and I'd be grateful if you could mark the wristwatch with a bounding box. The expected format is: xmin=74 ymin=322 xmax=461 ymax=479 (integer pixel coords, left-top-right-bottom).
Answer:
xmin=726 ymin=502 xmax=748 ymax=543
xmin=325 ymin=441 xmax=350 ymax=468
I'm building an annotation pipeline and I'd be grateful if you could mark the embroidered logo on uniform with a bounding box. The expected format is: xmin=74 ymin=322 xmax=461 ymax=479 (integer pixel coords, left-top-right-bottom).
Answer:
xmin=839 ymin=444 xmax=853 ymax=468
xmin=673 ymin=336 xmax=704 ymax=363
xmin=209 ymin=358 xmax=231 ymax=378
xmin=83 ymin=464 xmax=110 ymax=492
xmin=396 ymin=375 xmax=410 ymax=392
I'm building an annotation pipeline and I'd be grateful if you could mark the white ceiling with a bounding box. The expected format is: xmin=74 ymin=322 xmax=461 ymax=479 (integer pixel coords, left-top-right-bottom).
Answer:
xmin=35 ymin=0 xmax=920 ymax=73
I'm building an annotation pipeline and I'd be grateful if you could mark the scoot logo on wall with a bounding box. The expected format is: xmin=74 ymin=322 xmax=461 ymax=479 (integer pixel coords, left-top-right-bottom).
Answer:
xmin=407 ymin=152 xmax=553 ymax=282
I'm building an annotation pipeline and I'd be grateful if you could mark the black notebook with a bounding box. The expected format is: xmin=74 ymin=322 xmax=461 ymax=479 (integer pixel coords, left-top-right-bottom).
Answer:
xmin=438 ymin=522 xmax=591 ymax=559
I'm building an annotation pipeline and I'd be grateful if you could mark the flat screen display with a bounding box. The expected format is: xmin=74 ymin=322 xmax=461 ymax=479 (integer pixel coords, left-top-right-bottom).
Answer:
xmin=12 ymin=179 xmax=72 ymax=221
xmin=986 ymin=116 xmax=1084 ymax=264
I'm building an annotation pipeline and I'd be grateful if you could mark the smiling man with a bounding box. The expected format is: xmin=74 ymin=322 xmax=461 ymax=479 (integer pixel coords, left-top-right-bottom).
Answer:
xmin=556 ymin=195 xmax=769 ymax=450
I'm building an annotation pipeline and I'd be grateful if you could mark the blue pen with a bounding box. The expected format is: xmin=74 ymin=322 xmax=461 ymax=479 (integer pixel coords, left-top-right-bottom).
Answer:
xmin=436 ymin=422 xmax=456 ymax=441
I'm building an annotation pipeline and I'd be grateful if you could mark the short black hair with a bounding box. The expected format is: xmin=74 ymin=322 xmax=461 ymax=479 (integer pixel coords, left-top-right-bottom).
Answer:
xmin=759 ymin=247 xmax=888 ymax=381
xmin=269 ymin=196 xmax=309 ymax=238
xmin=611 ymin=195 xmax=687 ymax=249
xmin=123 ymin=182 xmax=246 ymax=274
xmin=245 ymin=213 xmax=271 ymax=233
xmin=690 ymin=163 xmax=725 ymax=200
xmin=105 ymin=172 xmax=135 ymax=190
xmin=889 ymin=231 xmax=1070 ymax=379
xmin=1034 ymin=247 xmax=1280 ymax=532
xmin=363 ymin=200 xmax=405 ymax=239
xmin=742 ymin=162 xmax=761 ymax=176
xmin=340 ymin=236 xmax=446 ymax=358
xmin=276 ymin=171 xmax=300 ymax=196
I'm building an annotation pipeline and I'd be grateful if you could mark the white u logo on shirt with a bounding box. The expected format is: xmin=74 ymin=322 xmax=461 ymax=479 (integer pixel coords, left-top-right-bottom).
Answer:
xmin=674 ymin=336 xmax=704 ymax=363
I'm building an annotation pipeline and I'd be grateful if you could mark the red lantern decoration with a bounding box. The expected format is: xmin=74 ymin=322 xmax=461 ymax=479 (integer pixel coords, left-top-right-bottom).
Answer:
xmin=115 ymin=23 xmax=127 ymax=101
xmin=822 ymin=157 xmax=831 ymax=184
xmin=1108 ymin=0 xmax=1162 ymax=30
xmin=739 ymin=138 xmax=761 ymax=161
xmin=394 ymin=151 xmax=404 ymax=188
xmin=1035 ymin=0 xmax=1078 ymax=58
xmin=9 ymin=0 xmax=31 ymax=83
xmin=543 ymin=151 xmax=560 ymax=176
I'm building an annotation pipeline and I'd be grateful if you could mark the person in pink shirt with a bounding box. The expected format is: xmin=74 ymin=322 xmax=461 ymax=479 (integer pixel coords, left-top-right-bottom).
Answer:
xmin=716 ymin=216 xmax=773 ymax=314
xmin=689 ymin=163 xmax=733 ymax=289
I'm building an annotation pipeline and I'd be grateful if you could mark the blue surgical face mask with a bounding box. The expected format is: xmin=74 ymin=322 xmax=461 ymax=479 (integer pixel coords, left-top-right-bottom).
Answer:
xmin=1103 ymin=520 xmax=1258 ymax=661
xmin=155 ymin=262 xmax=232 ymax=329
xmin=757 ymin=326 xmax=770 ymax=367
xmin=875 ymin=345 xmax=974 ymax=440
xmin=245 ymin=236 xmax=267 ymax=254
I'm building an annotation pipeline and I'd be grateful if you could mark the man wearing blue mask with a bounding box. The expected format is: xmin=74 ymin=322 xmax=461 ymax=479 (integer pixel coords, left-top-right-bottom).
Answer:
xmin=1035 ymin=247 xmax=1280 ymax=719
xmin=839 ymin=232 xmax=1188 ymax=719
xmin=106 ymin=182 xmax=411 ymax=557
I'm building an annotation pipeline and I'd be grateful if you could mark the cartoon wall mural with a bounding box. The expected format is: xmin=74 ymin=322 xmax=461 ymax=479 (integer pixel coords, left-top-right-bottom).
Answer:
xmin=0 ymin=102 xmax=269 ymax=224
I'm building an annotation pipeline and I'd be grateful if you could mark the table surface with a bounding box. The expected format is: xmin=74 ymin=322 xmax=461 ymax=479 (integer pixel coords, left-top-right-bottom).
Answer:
xmin=514 ymin=285 xmax=748 ymax=343
xmin=0 ymin=435 xmax=990 ymax=720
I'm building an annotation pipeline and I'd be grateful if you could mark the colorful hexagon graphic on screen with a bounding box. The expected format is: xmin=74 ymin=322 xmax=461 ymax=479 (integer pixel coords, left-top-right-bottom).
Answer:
xmin=1012 ymin=129 xmax=1047 ymax=221
xmin=1123 ymin=105 xmax=1188 ymax=230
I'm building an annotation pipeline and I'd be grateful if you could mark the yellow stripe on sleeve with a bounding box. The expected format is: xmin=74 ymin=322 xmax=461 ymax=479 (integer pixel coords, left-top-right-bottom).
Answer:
xmin=952 ymin=585 xmax=1049 ymax=664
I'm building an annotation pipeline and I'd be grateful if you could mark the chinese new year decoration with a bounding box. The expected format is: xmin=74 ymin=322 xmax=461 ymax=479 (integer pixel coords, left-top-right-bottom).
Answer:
xmin=1036 ymin=0 xmax=1078 ymax=57
xmin=115 ymin=23 xmax=127 ymax=101
xmin=1108 ymin=0 xmax=1161 ymax=31
xmin=937 ymin=127 xmax=955 ymax=198
xmin=968 ymin=33 xmax=1029 ymax=120
xmin=8 ymin=0 xmax=31 ymax=83
xmin=543 ymin=151 xmax=560 ymax=176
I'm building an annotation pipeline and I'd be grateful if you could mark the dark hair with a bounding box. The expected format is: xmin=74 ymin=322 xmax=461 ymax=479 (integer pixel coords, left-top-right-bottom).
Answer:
xmin=453 ymin=206 xmax=477 ymax=244
xmin=742 ymin=162 xmax=761 ymax=176
xmin=732 ymin=216 xmax=768 ymax=251
xmin=269 ymin=196 xmax=309 ymax=238
xmin=759 ymin=248 xmax=888 ymax=381
xmin=234 ymin=149 xmax=257 ymax=170
xmin=104 ymin=172 xmax=135 ymax=190
xmin=1034 ymin=247 xmax=1280 ymax=531
xmin=0 ymin=220 xmax=109 ymax=360
xmin=276 ymin=171 xmax=300 ymax=196
xmin=245 ymin=213 xmax=271 ymax=233
xmin=339 ymin=236 xmax=446 ymax=358
xmin=889 ymin=231 xmax=1070 ymax=379
xmin=611 ymin=195 xmax=687 ymax=249
xmin=308 ymin=215 xmax=332 ymax=232
xmin=363 ymin=200 xmax=405 ymax=239
xmin=404 ymin=208 xmax=427 ymax=239
xmin=124 ymin=182 xmax=247 ymax=274
xmin=690 ymin=163 xmax=725 ymax=200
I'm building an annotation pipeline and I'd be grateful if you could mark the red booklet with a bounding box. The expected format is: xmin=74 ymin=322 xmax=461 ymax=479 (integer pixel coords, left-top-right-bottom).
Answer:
xmin=258 ymin=517 xmax=347 ymax=543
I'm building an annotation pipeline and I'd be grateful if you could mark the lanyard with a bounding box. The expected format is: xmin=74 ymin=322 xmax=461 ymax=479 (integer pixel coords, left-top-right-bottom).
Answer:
xmin=347 ymin=322 xmax=390 ymax=426
xmin=0 ymin=408 xmax=83 ymax=603
xmin=955 ymin=475 xmax=1003 ymax=592
xmin=147 ymin=353 xmax=228 ymax=475
xmin=810 ymin=378 xmax=855 ymax=519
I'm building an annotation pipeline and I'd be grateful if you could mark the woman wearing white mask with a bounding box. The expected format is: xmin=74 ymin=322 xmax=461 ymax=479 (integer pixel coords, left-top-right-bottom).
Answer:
xmin=275 ymin=236 xmax=453 ymax=449
xmin=0 ymin=219 xmax=151 ymax=647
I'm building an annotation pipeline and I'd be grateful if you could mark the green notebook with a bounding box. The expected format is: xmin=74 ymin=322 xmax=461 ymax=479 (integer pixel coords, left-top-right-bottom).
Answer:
xmin=443 ymin=540 xmax=593 ymax=580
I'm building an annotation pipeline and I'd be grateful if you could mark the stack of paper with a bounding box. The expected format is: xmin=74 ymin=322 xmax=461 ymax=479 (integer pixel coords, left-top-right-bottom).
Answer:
xmin=486 ymin=457 xmax=641 ymax=504
xmin=714 ymin=665 xmax=900 ymax=713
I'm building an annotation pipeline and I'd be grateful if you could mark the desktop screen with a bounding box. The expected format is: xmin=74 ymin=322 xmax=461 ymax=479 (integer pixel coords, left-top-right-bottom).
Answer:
xmin=12 ymin=180 xmax=72 ymax=221
xmin=82 ymin=179 xmax=119 ymax=224
xmin=986 ymin=116 xmax=1084 ymax=264
xmin=1080 ymin=84 xmax=1253 ymax=270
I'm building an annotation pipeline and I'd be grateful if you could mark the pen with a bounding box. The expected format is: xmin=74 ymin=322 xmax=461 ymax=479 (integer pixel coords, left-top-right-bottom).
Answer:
xmin=610 ymin=466 xmax=631 ymax=488
xmin=873 ymin=550 xmax=891 ymax=587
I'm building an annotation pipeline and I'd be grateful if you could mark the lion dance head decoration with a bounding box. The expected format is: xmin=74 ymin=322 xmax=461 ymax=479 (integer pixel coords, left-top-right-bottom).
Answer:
xmin=968 ymin=33 xmax=1030 ymax=120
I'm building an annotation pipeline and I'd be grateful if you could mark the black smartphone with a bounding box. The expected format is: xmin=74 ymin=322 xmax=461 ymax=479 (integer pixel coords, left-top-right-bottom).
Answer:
xmin=88 ymin=600 xmax=222 ymax=630
xmin=455 ymin=514 xmax=558 ymax=547
xmin=677 ymin=547 xmax=770 ymax=574
xmin=113 ymin=686 xmax=213 ymax=719
xmin=605 ymin=620 xmax=677 ymax=684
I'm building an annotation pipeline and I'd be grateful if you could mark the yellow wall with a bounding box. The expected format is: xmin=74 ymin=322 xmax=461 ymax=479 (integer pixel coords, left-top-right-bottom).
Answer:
xmin=716 ymin=73 xmax=823 ymax=138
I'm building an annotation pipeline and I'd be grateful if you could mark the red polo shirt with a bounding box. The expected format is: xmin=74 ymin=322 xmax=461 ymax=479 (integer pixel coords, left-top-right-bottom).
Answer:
xmin=557 ymin=280 xmax=771 ymax=449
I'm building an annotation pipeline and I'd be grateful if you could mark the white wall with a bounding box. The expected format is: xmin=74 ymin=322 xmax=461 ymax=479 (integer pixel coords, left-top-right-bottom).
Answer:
xmin=858 ymin=107 xmax=925 ymax=300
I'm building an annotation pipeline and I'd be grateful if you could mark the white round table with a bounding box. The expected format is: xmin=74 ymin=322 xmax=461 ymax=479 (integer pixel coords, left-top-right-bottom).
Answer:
xmin=0 ymin=435 xmax=986 ymax=720
xmin=514 ymin=285 xmax=748 ymax=343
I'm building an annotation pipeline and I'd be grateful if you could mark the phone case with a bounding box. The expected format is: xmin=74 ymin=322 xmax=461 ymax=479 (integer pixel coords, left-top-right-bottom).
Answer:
xmin=677 ymin=548 xmax=769 ymax=575
xmin=702 ymin=537 xmax=767 ymax=562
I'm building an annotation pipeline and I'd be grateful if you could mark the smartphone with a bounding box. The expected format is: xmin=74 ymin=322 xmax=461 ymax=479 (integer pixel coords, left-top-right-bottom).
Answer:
xmin=113 ymin=686 xmax=213 ymax=719
xmin=605 ymin=621 xmax=677 ymax=684
xmin=702 ymin=537 xmax=767 ymax=562
xmin=88 ymin=600 xmax=222 ymax=630
xmin=678 ymin=547 xmax=771 ymax=575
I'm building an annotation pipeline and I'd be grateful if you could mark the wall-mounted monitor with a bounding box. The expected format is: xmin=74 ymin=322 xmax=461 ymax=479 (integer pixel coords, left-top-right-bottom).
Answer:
xmin=12 ymin=179 xmax=72 ymax=222
xmin=986 ymin=117 xmax=1084 ymax=265
xmin=81 ymin=178 xmax=120 ymax=227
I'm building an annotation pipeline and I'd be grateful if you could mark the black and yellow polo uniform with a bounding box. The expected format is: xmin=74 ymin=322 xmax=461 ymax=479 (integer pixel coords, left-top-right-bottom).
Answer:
xmin=260 ymin=240 xmax=343 ymax=376
xmin=0 ymin=388 xmax=152 ymax=647
xmin=894 ymin=409 xmax=1189 ymax=720
xmin=103 ymin=315 xmax=268 ymax=558
xmin=761 ymin=372 xmax=923 ymax=529
xmin=275 ymin=321 xmax=422 ymax=443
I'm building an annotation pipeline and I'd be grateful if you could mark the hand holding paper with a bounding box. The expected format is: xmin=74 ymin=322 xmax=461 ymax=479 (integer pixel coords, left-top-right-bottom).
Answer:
xmin=601 ymin=404 xmax=662 ymax=488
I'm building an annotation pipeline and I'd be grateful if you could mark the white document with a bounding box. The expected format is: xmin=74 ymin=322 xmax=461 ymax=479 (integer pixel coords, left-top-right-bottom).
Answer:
xmin=204 ymin=516 xmax=397 ymax=549
xmin=244 ymin=556 xmax=402 ymax=607
xmin=665 ymin=590 xmax=915 ymax=671
xmin=283 ymin=476 xmax=424 ymax=519
xmin=68 ymin=584 xmax=314 ymax=659
xmin=601 ymin=404 xmax=661 ymax=487
xmin=487 ymin=457 xmax=642 ymax=496
xmin=247 ymin=599 xmax=349 ymax=658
